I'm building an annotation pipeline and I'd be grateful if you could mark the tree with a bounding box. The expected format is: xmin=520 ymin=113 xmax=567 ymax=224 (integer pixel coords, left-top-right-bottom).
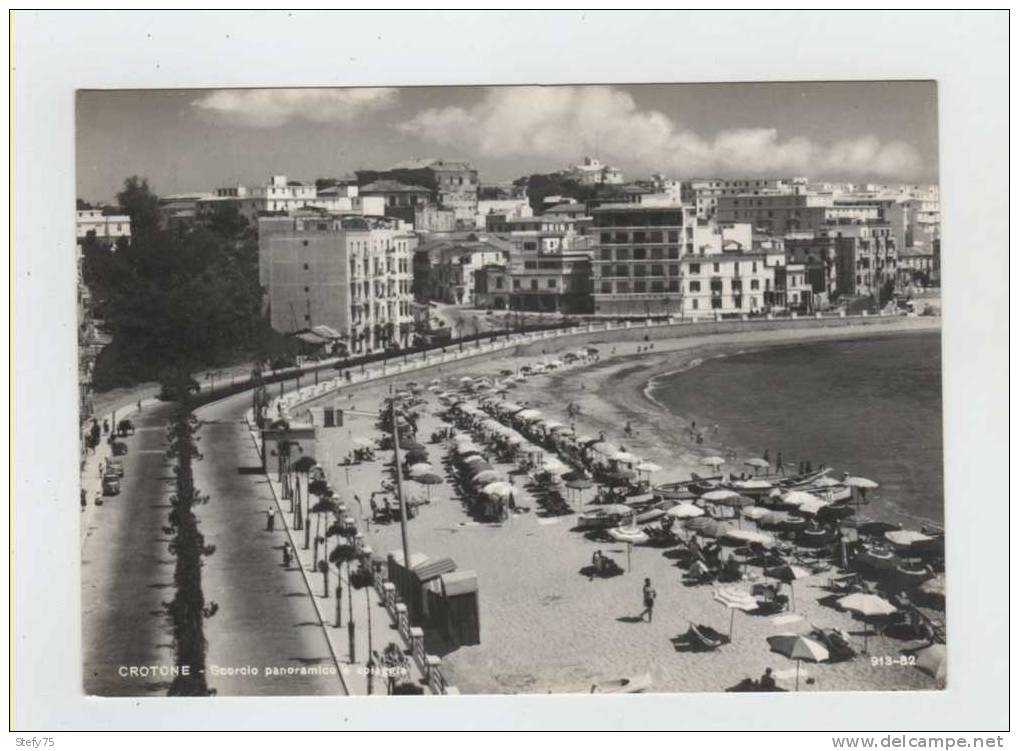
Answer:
xmin=116 ymin=176 xmax=161 ymax=236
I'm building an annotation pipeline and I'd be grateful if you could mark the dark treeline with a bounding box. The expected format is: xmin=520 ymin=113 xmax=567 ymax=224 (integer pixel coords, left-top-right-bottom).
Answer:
xmin=163 ymin=394 xmax=217 ymax=695
xmin=82 ymin=177 xmax=270 ymax=390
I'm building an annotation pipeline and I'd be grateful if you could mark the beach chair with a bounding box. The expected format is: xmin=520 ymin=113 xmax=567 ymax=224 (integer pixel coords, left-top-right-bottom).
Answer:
xmin=685 ymin=623 xmax=728 ymax=651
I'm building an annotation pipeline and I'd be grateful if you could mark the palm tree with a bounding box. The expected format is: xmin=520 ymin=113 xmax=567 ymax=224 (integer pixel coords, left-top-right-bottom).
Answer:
xmin=310 ymin=495 xmax=340 ymax=594
xmin=291 ymin=455 xmax=317 ymax=535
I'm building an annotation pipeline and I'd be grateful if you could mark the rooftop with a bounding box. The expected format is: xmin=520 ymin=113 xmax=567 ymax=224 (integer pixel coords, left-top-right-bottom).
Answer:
xmin=360 ymin=180 xmax=432 ymax=195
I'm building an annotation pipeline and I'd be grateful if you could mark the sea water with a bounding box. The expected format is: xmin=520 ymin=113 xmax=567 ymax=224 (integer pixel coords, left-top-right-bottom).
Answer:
xmin=647 ymin=332 xmax=944 ymax=528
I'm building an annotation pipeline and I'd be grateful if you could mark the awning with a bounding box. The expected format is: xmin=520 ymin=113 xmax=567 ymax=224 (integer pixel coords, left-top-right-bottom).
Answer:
xmin=413 ymin=556 xmax=457 ymax=582
xmin=440 ymin=570 xmax=479 ymax=596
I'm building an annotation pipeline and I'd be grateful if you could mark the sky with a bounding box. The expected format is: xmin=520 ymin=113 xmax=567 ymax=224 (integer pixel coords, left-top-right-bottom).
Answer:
xmin=76 ymin=82 xmax=939 ymax=203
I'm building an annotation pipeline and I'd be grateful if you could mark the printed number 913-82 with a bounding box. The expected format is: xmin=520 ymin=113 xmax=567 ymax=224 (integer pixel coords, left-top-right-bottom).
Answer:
xmin=871 ymin=655 xmax=917 ymax=667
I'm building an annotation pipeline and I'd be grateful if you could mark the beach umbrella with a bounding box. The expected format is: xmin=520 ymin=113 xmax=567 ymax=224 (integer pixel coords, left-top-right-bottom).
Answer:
xmin=407 ymin=462 xmax=433 ymax=476
xmin=811 ymin=476 xmax=841 ymax=488
xmin=714 ymin=586 xmax=759 ymax=639
xmin=766 ymin=634 xmax=829 ymax=691
xmin=794 ymin=497 xmax=829 ymax=516
xmin=481 ymin=481 xmax=514 ymax=499
xmin=635 ymin=461 xmax=663 ymax=474
xmin=783 ymin=490 xmax=823 ymax=508
xmin=414 ymin=472 xmax=444 ymax=500
xmin=713 ymin=494 xmax=754 ymax=509
xmin=566 ymin=477 xmax=594 ymax=491
xmin=724 ymin=528 xmax=775 ymax=547
xmin=914 ymin=644 xmax=946 ymax=682
xmin=745 ymin=458 xmax=770 ymax=474
xmin=701 ymin=456 xmax=726 ymax=469
xmin=838 ymin=593 xmax=897 ymax=653
xmin=541 ymin=457 xmax=570 ymax=475
xmin=399 ymin=438 xmax=425 ymax=452
xmin=353 ymin=437 xmax=375 ymax=448
xmin=885 ymin=530 xmax=935 ymax=549
xmin=764 ymin=564 xmax=811 ymax=611
xmin=471 ymin=469 xmax=501 ymax=486
xmin=817 ymin=504 xmax=855 ymax=524
xmin=855 ymin=547 xmax=900 ymax=571
xmin=686 ymin=518 xmax=732 ymax=538
xmin=466 ymin=462 xmax=494 ymax=476
xmin=456 ymin=442 xmax=482 ymax=455
xmin=613 ymin=451 xmax=641 ymax=465
xmin=741 ymin=506 xmax=771 ymax=521
xmin=851 ymin=519 xmax=902 ymax=537
xmin=461 ymin=453 xmax=485 ymax=465
xmin=701 ymin=489 xmax=740 ymax=503
xmin=667 ymin=502 xmax=705 ymax=520
xmin=918 ymin=574 xmax=946 ymax=608
xmin=516 ymin=409 xmax=543 ymax=422
xmin=845 ymin=476 xmax=879 ymax=507
xmin=591 ymin=441 xmax=621 ymax=457
xmin=608 ymin=516 xmax=649 ymax=571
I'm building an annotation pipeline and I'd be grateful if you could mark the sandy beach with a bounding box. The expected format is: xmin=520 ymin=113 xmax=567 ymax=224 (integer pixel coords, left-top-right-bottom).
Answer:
xmin=303 ymin=318 xmax=944 ymax=695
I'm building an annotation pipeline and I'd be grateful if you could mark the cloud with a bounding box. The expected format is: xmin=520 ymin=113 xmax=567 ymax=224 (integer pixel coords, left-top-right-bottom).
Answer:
xmin=398 ymin=86 xmax=921 ymax=179
xmin=192 ymin=88 xmax=397 ymax=128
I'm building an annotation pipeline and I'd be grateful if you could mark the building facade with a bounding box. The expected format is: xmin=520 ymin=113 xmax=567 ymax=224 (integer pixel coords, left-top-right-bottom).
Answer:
xmin=76 ymin=209 xmax=132 ymax=245
xmin=590 ymin=204 xmax=688 ymax=317
xmin=258 ymin=213 xmax=416 ymax=353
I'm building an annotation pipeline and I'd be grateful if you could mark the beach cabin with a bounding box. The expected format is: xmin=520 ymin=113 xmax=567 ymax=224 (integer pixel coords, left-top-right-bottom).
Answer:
xmin=425 ymin=570 xmax=481 ymax=648
xmin=386 ymin=551 xmax=457 ymax=625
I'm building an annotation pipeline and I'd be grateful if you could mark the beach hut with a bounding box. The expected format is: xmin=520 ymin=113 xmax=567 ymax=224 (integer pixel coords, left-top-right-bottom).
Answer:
xmin=425 ymin=570 xmax=481 ymax=648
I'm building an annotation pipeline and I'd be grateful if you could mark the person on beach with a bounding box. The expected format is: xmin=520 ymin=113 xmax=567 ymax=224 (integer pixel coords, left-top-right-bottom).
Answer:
xmin=266 ymin=506 xmax=276 ymax=532
xmin=624 ymin=421 xmax=633 ymax=438
xmin=81 ymin=488 xmax=87 ymax=511
xmin=763 ymin=449 xmax=771 ymax=467
xmin=282 ymin=542 xmax=292 ymax=568
xmin=776 ymin=452 xmax=785 ymax=476
xmin=640 ymin=578 xmax=657 ymax=622
xmin=759 ymin=668 xmax=776 ymax=689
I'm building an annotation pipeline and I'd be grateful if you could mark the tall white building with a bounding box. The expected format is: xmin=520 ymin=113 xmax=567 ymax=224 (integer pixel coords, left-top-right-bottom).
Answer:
xmin=258 ymin=213 xmax=417 ymax=353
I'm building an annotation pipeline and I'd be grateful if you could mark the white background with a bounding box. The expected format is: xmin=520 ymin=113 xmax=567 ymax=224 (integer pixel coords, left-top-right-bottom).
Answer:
xmin=9 ymin=9 xmax=1011 ymax=732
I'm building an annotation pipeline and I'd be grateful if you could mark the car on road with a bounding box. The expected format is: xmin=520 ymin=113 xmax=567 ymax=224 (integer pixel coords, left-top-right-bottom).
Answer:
xmin=102 ymin=474 xmax=121 ymax=496
xmin=157 ymin=378 xmax=201 ymax=402
xmin=107 ymin=458 xmax=125 ymax=477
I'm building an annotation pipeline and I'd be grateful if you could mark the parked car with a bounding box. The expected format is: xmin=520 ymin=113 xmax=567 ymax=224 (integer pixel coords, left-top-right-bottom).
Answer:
xmin=107 ymin=458 xmax=125 ymax=477
xmin=111 ymin=441 xmax=128 ymax=456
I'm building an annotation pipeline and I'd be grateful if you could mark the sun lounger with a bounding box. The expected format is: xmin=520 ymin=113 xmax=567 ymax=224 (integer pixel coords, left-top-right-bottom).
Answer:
xmin=685 ymin=623 xmax=728 ymax=651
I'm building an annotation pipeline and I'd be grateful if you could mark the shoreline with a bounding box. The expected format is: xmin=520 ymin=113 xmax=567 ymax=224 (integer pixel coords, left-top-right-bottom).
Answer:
xmin=304 ymin=318 xmax=943 ymax=695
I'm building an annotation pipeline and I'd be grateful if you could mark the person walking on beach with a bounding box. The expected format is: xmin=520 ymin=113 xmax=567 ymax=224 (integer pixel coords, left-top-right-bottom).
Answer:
xmin=266 ymin=505 xmax=276 ymax=532
xmin=282 ymin=542 xmax=292 ymax=568
xmin=776 ymin=452 xmax=785 ymax=476
xmin=640 ymin=578 xmax=657 ymax=622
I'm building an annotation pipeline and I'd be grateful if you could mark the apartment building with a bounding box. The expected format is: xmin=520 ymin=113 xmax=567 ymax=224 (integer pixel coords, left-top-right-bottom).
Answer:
xmin=680 ymin=178 xmax=795 ymax=220
xmin=258 ymin=213 xmax=416 ymax=353
xmin=590 ymin=203 xmax=689 ymax=317
xmin=76 ymin=209 xmax=132 ymax=245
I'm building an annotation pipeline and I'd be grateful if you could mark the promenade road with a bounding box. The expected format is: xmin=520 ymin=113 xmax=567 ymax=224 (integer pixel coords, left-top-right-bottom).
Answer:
xmin=81 ymin=401 xmax=178 ymax=696
xmin=193 ymin=389 xmax=342 ymax=696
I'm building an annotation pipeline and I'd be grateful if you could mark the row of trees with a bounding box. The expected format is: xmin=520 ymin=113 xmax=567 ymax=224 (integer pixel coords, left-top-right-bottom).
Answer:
xmin=163 ymin=391 xmax=217 ymax=696
xmin=82 ymin=177 xmax=270 ymax=390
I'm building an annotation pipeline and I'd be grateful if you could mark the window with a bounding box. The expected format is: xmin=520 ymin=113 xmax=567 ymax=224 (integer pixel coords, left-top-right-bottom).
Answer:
xmin=530 ymin=280 xmax=538 ymax=291
xmin=713 ymin=263 xmax=720 ymax=273
xmin=600 ymin=232 xmax=611 ymax=244
xmin=689 ymin=263 xmax=701 ymax=274
xmin=600 ymin=249 xmax=612 ymax=261
xmin=601 ymin=282 xmax=613 ymax=294
xmin=689 ymin=281 xmax=701 ymax=292
xmin=649 ymin=231 xmax=663 ymax=243
xmin=634 ymin=281 xmax=647 ymax=293
xmin=513 ymin=279 xmax=521 ymax=290
xmin=651 ymin=281 xmax=664 ymax=293
xmin=668 ymin=246 xmax=680 ymax=259
xmin=711 ymin=298 xmax=722 ymax=309
xmin=633 ymin=248 xmax=647 ymax=260
xmin=496 ymin=278 xmax=503 ymax=289
xmin=547 ymin=279 xmax=556 ymax=289
xmin=524 ymin=261 xmax=537 ymax=269
xmin=669 ymin=264 xmax=679 ymax=276
xmin=633 ymin=266 xmax=646 ymax=278
xmin=616 ymin=248 xmax=631 ymax=261
xmin=304 ymin=286 xmax=310 ymax=293
xmin=650 ymin=248 xmax=664 ymax=260
xmin=692 ymin=299 xmax=699 ymax=310
xmin=668 ymin=231 xmax=679 ymax=243
xmin=303 ymin=264 xmax=310 ymax=270
xmin=617 ymin=281 xmax=630 ymax=293
xmin=668 ymin=280 xmax=680 ymax=292
xmin=615 ymin=264 xmax=630 ymax=277
xmin=750 ymin=279 xmax=760 ymax=290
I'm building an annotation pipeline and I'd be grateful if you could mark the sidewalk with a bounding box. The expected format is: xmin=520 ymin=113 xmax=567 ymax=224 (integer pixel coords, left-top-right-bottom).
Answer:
xmin=245 ymin=415 xmax=430 ymax=696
